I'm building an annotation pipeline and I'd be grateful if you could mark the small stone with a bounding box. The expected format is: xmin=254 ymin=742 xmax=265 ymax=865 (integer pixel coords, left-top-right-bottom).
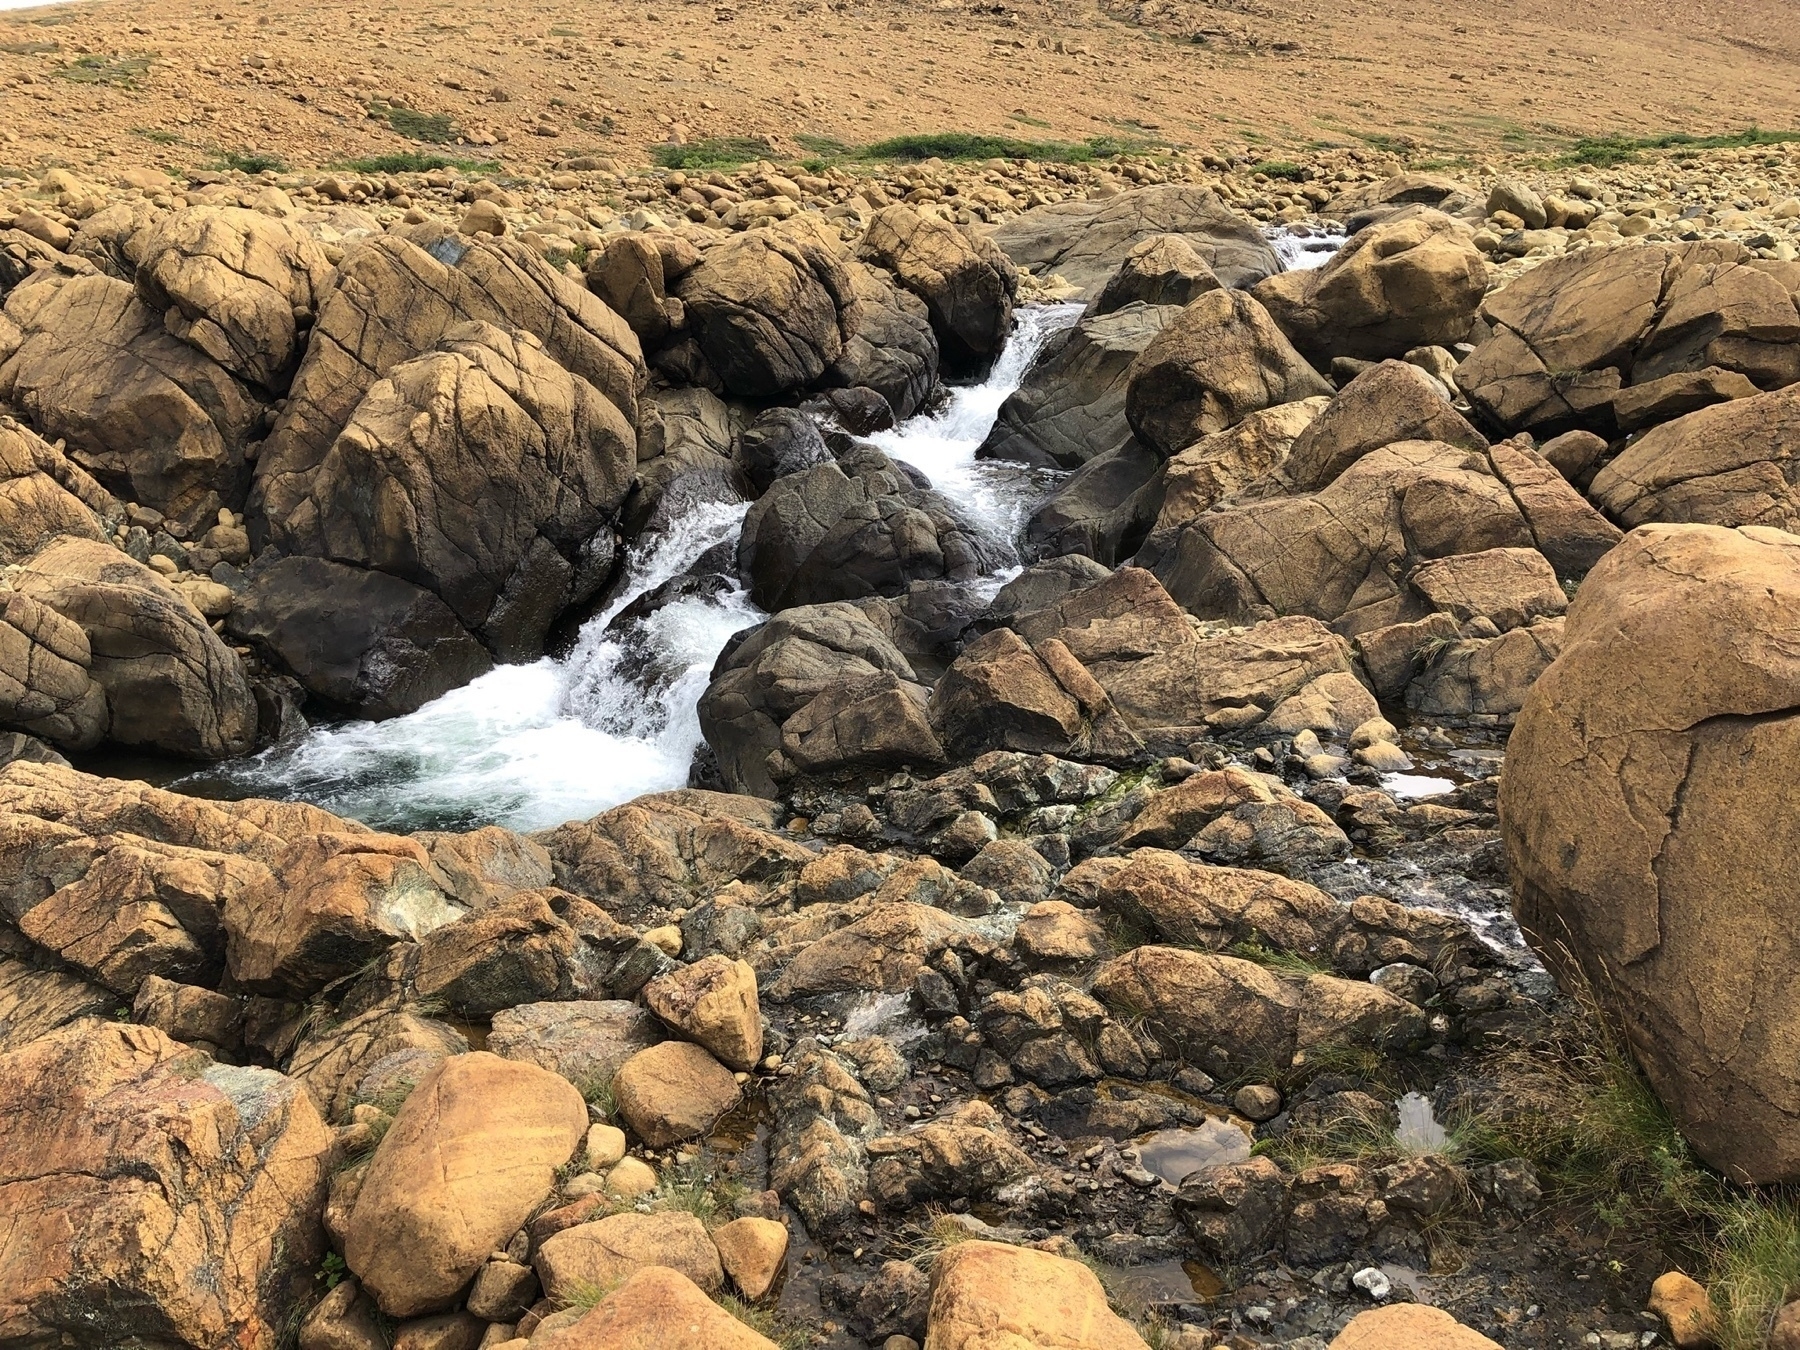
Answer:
xmin=642 ymin=925 xmax=683 ymax=957
xmin=1233 ymin=1084 xmax=1282 ymax=1121
xmin=604 ymin=1156 xmax=658 ymax=1198
xmin=711 ymin=1216 xmax=789 ymax=1300
xmin=459 ymin=199 xmax=506 ymax=236
xmin=586 ymin=1123 xmax=626 ymax=1169
xmin=1648 ymin=1271 xmax=1717 ymax=1350
xmin=562 ymin=1172 xmax=606 ymax=1199
xmin=1349 ymin=717 xmax=1399 ymax=749
xmin=1351 ymin=741 xmax=1412 ymax=772
xmin=1352 ymin=1266 xmax=1392 ymax=1300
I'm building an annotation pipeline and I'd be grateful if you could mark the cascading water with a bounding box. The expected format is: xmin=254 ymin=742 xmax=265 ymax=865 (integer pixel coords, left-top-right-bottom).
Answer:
xmin=193 ymin=303 xmax=1085 ymax=833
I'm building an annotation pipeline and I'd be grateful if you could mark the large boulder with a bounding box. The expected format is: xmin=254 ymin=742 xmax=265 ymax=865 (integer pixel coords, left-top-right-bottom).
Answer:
xmin=1089 ymin=234 xmax=1222 ymax=315
xmin=268 ymin=321 xmax=634 ymax=661
xmin=0 ymin=1020 xmax=331 ymax=1349
xmin=735 ymin=446 xmax=1012 ymax=612
xmin=981 ymin=303 xmax=1177 ymax=470
xmin=1249 ymin=209 xmax=1488 ymax=365
xmin=1589 ymin=383 xmax=1800 ymax=532
xmin=0 ymin=588 xmax=109 ymax=751
xmin=14 ymin=536 xmax=256 ymax=759
xmin=488 ymin=999 xmax=663 ymax=1097
xmin=251 ymin=224 xmax=644 ymax=548
xmin=611 ymin=1039 xmax=742 ymax=1146
xmin=699 ymin=601 xmax=940 ymax=799
xmin=1022 ymin=438 xmax=1165 ymax=566
xmin=1281 ymin=360 xmax=1487 ymax=492
xmin=672 ymin=217 xmax=858 ymax=397
xmin=0 ymin=273 xmax=265 ymax=532
xmin=132 ymin=205 xmax=336 ymax=392
xmin=863 ymin=205 xmax=1017 ymax=374
xmin=583 ymin=229 xmax=701 ymax=349
xmin=642 ymin=953 xmax=763 ymax=1071
xmin=930 ymin=625 xmax=1144 ymax=764
xmin=1000 ymin=565 xmax=1361 ymax=736
xmin=1330 ymin=1305 xmax=1503 ymax=1350
xmin=828 ymin=259 xmax=940 ymax=419
xmin=1501 ymin=523 xmax=1800 ymax=1183
xmin=767 ymin=902 xmax=975 ymax=1000
xmin=226 ymin=556 xmax=493 ymax=719
xmin=0 ymin=416 xmax=117 ymax=564
xmin=922 ymin=1240 xmax=1149 ymax=1350
xmin=1142 ymin=439 xmax=1620 ymax=632
xmin=535 ymin=1211 xmax=724 ymax=1300
xmin=988 ymin=184 xmax=1280 ymax=296
xmin=1323 ymin=172 xmax=1482 ymax=224
xmin=1154 ymin=398 xmax=1328 ymax=533
xmin=1123 ymin=289 xmax=1334 ymax=459
xmin=1457 ymin=240 xmax=1800 ymax=437
xmin=343 ymin=1051 xmax=588 ymax=1317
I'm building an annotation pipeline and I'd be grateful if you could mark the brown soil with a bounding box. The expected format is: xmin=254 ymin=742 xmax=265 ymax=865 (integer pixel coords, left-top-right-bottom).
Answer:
xmin=2 ymin=0 xmax=1798 ymax=176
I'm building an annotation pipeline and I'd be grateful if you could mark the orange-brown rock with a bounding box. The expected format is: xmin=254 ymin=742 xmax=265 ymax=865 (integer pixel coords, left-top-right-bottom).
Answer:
xmin=0 ymin=1019 xmax=331 ymax=1349
xmin=531 ymin=1266 xmax=778 ymax=1350
xmin=921 ymin=1240 xmax=1149 ymax=1350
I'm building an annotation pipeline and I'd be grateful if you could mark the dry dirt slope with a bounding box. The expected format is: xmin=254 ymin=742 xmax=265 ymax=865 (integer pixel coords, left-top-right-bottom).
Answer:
xmin=0 ymin=0 xmax=1797 ymax=175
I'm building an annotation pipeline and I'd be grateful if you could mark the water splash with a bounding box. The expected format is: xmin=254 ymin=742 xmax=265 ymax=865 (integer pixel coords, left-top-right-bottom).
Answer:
xmin=1268 ymin=225 xmax=1345 ymax=272
xmin=196 ymin=309 xmax=1076 ymax=833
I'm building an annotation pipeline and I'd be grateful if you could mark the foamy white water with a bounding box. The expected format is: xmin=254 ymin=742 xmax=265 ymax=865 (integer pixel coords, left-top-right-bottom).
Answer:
xmin=199 ymin=308 xmax=1074 ymax=832
xmin=869 ymin=302 xmax=1082 ymax=548
xmin=1269 ymin=226 xmax=1345 ymax=271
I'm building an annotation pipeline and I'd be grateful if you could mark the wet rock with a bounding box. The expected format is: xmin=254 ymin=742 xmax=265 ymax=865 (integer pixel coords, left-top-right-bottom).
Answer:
xmin=1251 ymin=209 xmax=1487 ymax=366
xmin=849 ymin=1260 xmax=930 ymax=1343
xmin=611 ymin=1039 xmax=742 ymax=1146
xmin=1022 ymin=436 xmax=1166 ymax=566
xmin=1285 ymin=1162 xmax=1389 ymax=1264
xmin=1174 ymin=1156 xmax=1289 ymax=1264
xmin=535 ymin=1211 xmax=724 ymax=1300
xmin=0 ymin=272 xmax=265 ymax=532
xmin=15 ymin=536 xmax=255 ymax=759
xmin=828 ymin=260 xmax=941 ymax=420
xmin=869 ymin=1103 xmax=1033 ymax=1208
xmin=227 ymin=556 xmax=492 ymax=719
xmin=922 ymin=1239 xmax=1151 ymax=1350
xmin=863 ymin=204 xmax=1016 ymax=375
xmin=643 ymin=953 xmax=763 ymax=1071
xmin=767 ymin=1040 xmax=877 ymax=1237
xmin=735 ymin=406 xmax=831 ymax=496
xmin=981 ymin=302 xmax=1177 ymax=470
xmin=344 ymin=1051 xmax=587 ymax=1317
xmin=736 ymin=447 xmax=1011 ymax=612
xmin=989 ymin=184 xmax=1280 ymax=296
xmin=1502 ymin=523 xmax=1800 ymax=1182
xmin=1124 ymin=288 xmax=1335 ymax=459
xmin=0 ymin=1020 xmax=331 ymax=1348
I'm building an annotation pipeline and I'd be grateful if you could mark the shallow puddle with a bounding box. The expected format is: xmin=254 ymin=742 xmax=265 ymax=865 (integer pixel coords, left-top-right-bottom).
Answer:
xmin=1134 ymin=1116 xmax=1254 ymax=1186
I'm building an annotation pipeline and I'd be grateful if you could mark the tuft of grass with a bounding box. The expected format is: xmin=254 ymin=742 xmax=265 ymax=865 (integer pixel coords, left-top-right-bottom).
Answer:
xmin=54 ymin=52 xmax=152 ymax=88
xmin=1228 ymin=938 xmax=1329 ymax=978
xmin=651 ymin=1152 xmax=747 ymax=1225
xmin=895 ymin=1208 xmax=982 ymax=1268
xmin=336 ymin=150 xmax=498 ymax=174
xmin=1556 ymin=126 xmax=1800 ymax=168
xmin=132 ymin=127 xmax=181 ymax=146
xmin=215 ymin=149 xmax=286 ymax=174
xmin=860 ymin=131 xmax=1146 ymax=163
xmin=1249 ymin=159 xmax=1307 ymax=181
xmin=373 ymin=102 xmax=456 ymax=144
xmin=559 ymin=1276 xmax=622 ymax=1312
xmin=718 ymin=1296 xmax=810 ymax=1350
xmin=1709 ymin=1193 xmax=1800 ymax=1350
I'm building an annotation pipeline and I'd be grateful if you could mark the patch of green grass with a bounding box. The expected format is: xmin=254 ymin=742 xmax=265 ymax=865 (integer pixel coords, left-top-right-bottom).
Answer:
xmin=215 ymin=149 xmax=286 ymax=174
xmin=132 ymin=127 xmax=181 ymax=145
xmin=1557 ymin=126 xmax=1800 ymax=168
xmin=558 ymin=1276 xmax=623 ymax=1312
xmin=1009 ymin=111 xmax=1053 ymax=129
xmin=336 ymin=150 xmax=498 ymax=174
xmin=651 ymin=1152 xmax=746 ymax=1225
xmin=895 ymin=1209 xmax=982 ymax=1268
xmin=1248 ymin=159 xmax=1306 ymax=181
xmin=54 ymin=52 xmax=152 ymax=88
xmin=653 ymin=136 xmax=778 ymax=171
xmin=373 ymin=102 xmax=456 ymax=144
xmin=860 ymin=131 xmax=1146 ymax=163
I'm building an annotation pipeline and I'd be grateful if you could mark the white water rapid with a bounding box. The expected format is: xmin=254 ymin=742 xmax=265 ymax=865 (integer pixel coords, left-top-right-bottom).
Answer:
xmin=198 ymin=303 xmax=1084 ymax=833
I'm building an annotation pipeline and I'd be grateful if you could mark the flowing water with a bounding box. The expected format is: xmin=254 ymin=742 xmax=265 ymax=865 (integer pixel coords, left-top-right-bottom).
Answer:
xmin=193 ymin=303 xmax=1085 ymax=833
